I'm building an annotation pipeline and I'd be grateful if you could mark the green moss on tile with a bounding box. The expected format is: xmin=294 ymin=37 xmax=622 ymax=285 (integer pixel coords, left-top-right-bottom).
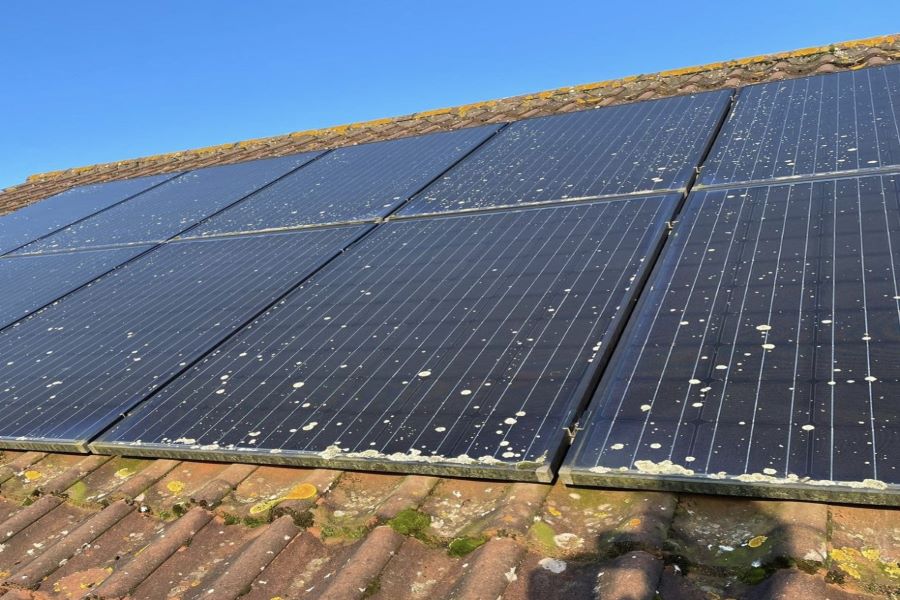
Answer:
xmin=529 ymin=520 xmax=558 ymax=553
xmin=242 ymin=514 xmax=270 ymax=528
xmin=448 ymin=536 xmax=488 ymax=557
xmin=279 ymin=507 xmax=315 ymax=529
xmin=389 ymin=509 xmax=431 ymax=537
xmin=739 ymin=566 xmax=770 ymax=585
xmin=321 ymin=523 xmax=368 ymax=541
xmin=66 ymin=480 xmax=90 ymax=505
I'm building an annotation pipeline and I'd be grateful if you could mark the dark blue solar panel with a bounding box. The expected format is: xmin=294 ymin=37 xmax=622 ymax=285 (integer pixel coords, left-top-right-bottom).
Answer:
xmin=0 ymin=225 xmax=366 ymax=450
xmin=397 ymin=91 xmax=730 ymax=216
xmin=94 ymin=197 xmax=679 ymax=481
xmin=563 ymin=174 xmax=900 ymax=501
xmin=700 ymin=64 xmax=900 ymax=187
xmin=181 ymin=125 xmax=500 ymax=238
xmin=0 ymin=246 xmax=150 ymax=331
xmin=14 ymin=153 xmax=320 ymax=254
xmin=0 ymin=174 xmax=175 ymax=255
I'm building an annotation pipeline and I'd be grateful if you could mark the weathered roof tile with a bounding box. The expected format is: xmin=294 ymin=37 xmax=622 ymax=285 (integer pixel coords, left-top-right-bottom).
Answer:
xmin=8 ymin=499 xmax=133 ymax=590
xmin=197 ymin=514 xmax=300 ymax=600
xmin=315 ymin=525 xmax=404 ymax=600
xmin=91 ymin=506 xmax=213 ymax=598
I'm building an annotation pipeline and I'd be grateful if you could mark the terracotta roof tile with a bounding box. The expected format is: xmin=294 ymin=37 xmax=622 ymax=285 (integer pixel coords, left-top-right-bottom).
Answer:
xmin=1 ymin=35 xmax=900 ymax=599
xmin=0 ymin=449 xmax=896 ymax=597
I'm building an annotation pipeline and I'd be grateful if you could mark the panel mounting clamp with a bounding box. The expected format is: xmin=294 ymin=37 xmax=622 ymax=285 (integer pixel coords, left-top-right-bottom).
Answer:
xmin=564 ymin=422 xmax=584 ymax=444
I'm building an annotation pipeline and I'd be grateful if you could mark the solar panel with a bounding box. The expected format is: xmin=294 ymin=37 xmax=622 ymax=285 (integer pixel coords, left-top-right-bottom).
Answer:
xmin=562 ymin=174 xmax=900 ymax=501
xmin=699 ymin=64 xmax=900 ymax=188
xmin=13 ymin=153 xmax=320 ymax=254
xmin=94 ymin=196 xmax=679 ymax=481
xmin=179 ymin=125 xmax=501 ymax=238
xmin=396 ymin=91 xmax=730 ymax=217
xmin=0 ymin=246 xmax=150 ymax=331
xmin=0 ymin=225 xmax=366 ymax=451
xmin=0 ymin=174 xmax=175 ymax=255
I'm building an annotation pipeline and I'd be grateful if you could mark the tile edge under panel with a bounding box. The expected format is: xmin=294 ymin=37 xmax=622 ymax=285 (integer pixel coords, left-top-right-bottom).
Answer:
xmin=0 ymin=436 xmax=90 ymax=454
xmin=557 ymin=467 xmax=900 ymax=507
xmin=88 ymin=441 xmax=554 ymax=483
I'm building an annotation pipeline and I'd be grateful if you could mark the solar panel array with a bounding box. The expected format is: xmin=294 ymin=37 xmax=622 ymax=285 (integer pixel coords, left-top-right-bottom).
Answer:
xmin=564 ymin=64 xmax=900 ymax=502
xmin=4 ymin=64 xmax=899 ymax=501
xmin=86 ymin=90 xmax=728 ymax=479
xmin=95 ymin=197 xmax=678 ymax=478
xmin=0 ymin=123 xmax=515 ymax=453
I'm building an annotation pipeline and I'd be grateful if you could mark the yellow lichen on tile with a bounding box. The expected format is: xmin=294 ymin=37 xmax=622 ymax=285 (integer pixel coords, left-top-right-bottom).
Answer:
xmin=861 ymin=548 xmax=881 ymax=561
xmin=23 ymin=469 xmax=42 ymax=481
xmin=249 ymin=482 xmax=319 ymax=515
xmin=115 ymin=467 xmax=136 ymax=479
xmin=249 ymin=500 xmax=276 ymax=515
xmin=840 ymin=34 xmax=900 ymax=49
xmin=283 ymin=482 xmax=318 ymax=500
xmin=830 ymin=547 xmax=863 ymax=580
xmin=747 ymin=535 xmax=767 ymax=548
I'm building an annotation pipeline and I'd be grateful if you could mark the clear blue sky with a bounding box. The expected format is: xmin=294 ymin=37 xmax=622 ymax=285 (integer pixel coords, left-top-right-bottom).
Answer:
xmin=2 ymin=1 xmax=898 ymax=190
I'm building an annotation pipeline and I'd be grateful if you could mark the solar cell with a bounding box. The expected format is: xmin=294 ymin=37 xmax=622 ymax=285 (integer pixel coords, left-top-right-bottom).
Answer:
xmin=0 ymin=174 xmax=175 ymax=256
xmin=94 ymin=197 xmax=679 ymax=481
xmin=180 ymin=125 xmax=501 ymax=238
xmin=699 ymin=64 xmax=900 ymax=187
xmin=13 ymin=153 xmax=320 ymax=254
xmin=397 ymin=91 xmax=730 ymax=217
xmin=0 ymin=245 xmax=150 ymax=331
xmin=562 ymin=174 xmax=900 ymax=502
xmin=0 ymin=225 xmax=367 ymax=450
